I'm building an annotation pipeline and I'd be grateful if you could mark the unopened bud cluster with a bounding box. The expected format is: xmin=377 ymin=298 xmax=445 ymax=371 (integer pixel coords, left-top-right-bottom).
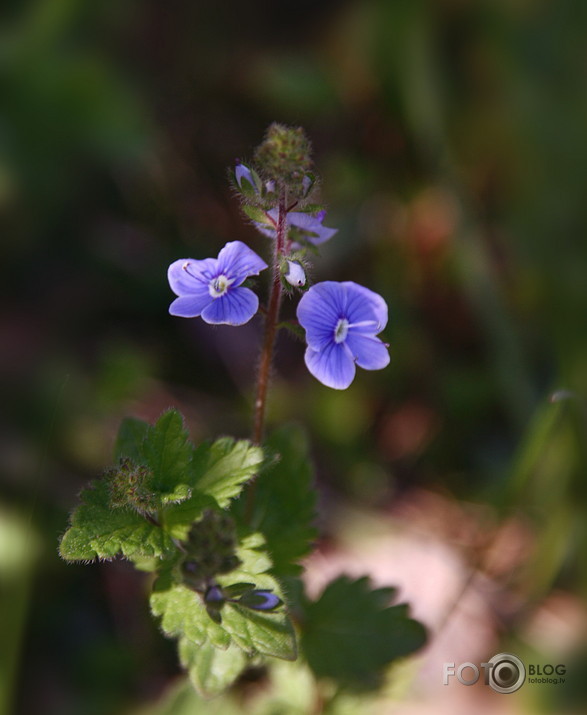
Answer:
xmin=180 ymin=510 xmax=241 ymax=591
xmin=254 ymin=123 xmax=313 ymax=199
xmin=105 ymin=458 xmax=158 ymax=513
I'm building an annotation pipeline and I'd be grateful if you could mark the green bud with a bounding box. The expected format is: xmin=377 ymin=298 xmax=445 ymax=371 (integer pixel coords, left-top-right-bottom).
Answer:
xmin=105 ymin=458 xmax=158 ymax=514
xmin=180 ymin=559 xmax=206 ymax=591
xmin=253 ymin=123 xmax=312 ymax=198
xmin=180 ymin=510 xmax=241 ymax=588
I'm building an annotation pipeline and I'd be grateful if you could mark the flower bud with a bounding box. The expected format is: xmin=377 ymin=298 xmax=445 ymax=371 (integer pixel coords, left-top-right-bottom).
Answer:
xmin=105 ymin=458 xmax=158 ymax=513
xmin=284 ymin=259 xmax=306 ymax=287
xmin=234 ymin=162 xmax=262 ymax=197
xmin=253 ymin=123 xmax=312 ymax=198
xmin=180 ymin=510 xmax=241 ymax=589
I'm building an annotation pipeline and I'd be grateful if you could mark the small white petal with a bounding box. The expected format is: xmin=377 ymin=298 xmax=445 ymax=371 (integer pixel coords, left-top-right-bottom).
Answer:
xmin=284 ymin=260 xmax=306 ymax=287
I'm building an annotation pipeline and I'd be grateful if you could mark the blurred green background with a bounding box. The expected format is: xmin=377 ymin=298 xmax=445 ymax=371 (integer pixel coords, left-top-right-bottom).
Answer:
xmin=2 ymin=0 xmax=587 ymax=712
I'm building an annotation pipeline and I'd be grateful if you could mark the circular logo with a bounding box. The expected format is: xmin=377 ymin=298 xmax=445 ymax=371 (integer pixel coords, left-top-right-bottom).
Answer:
xmin=487 ymin=653 xmax=526 ymax=694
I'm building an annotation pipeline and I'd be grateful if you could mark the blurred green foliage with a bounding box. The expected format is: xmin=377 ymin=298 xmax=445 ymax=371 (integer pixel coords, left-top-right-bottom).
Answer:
xmin=2 ymin=0 xmax=587 ymax=712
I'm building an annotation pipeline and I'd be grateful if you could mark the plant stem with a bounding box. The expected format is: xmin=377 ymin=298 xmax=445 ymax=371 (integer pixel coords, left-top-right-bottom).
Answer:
xmin=252 ymin=191 xmax=287 ymax=445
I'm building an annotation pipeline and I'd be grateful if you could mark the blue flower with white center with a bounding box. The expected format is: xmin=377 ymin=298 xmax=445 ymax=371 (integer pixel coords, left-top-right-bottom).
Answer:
xmin=297 ymin=281 xmax=390 ymax=389
xmin=168 ymin=240 xmax=267 ymax=326
xmin=255 ymin=209 xmax=337 ymax=246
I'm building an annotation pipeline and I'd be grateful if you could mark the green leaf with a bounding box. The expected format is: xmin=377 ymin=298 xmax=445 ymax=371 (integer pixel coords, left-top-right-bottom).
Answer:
xmin=277 ymin=321 xmax=305 ymax=341
xmin=239 ymin=177 xmax=257 ymax=198
xmin=221 ymin=604 xmax=295 ymax=661
xmin=233 ymin=425 xmax=316 ymax=577
xmin=217 ymin=533 xmax=296 ymax=660
xmin=59 ymin=480 xmax=176 ymax=561
xmin=151 ymin=563 xmax=231 ymax=650
xmin=242 ymin=205 xmax=273 ymax=224
xmin=127 ymin=554 xmax=161 ymax=572
xmin=160 ymin=483 xmax=192 ymax=505
xmin=115 ymin=410 xmax=194 ymax=505
xmin=150 ymin=532 xmax=296 ymax=695
xmin=116 ymin=412 xmax=262 ymax=511
xmin=192 ymin=438 xmax=264 ymax=508
xmin=301 ymin=576 xmax=427 ymax=687
xmin=61 ymin=411 xmax=264 ymax=565
xmin=144 ymin=410 xmax=193 ymax=496
xmin=179 ymin=639 xmax=248 ymax=698
xmin=296 ymin=203 xmax=324 ymax=213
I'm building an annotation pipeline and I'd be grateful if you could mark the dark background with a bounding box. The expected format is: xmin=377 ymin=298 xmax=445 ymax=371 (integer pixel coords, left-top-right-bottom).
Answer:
xmin=2 ymin=0 xmax=587 ymax=712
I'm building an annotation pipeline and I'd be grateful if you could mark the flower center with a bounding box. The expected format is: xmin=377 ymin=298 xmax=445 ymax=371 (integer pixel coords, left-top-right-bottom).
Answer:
xmin=209 ymin=274 xmax=232 ymax=298
xmin=334 ymin=318 xmax=349 ymax=343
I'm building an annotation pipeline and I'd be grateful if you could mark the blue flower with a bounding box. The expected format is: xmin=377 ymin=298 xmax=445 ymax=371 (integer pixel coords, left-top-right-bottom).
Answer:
xmin=168 ymin=241 xmax=267 ymax=326
xmin=297 ymin=281 xmax=390 ymax=389
xmin=255 ymin=209 xmax=337 ymax=246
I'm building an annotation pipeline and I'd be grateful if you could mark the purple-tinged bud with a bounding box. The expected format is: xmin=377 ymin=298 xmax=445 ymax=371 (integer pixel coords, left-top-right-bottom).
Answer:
xmin=235 ymin=162 xmax=262 ymax=197
xmin=237 ymin=589 xmax=282 ymax=611
xmin=302 ymin=173 xmax=316 ymax=197
xmin=204 ymin=584 xmax=226 ymax=605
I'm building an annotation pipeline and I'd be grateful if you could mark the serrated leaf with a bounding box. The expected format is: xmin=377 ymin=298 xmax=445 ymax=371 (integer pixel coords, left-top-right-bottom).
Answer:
xmin=217 ymin=533 xmax=296 ymax=660
xmin=232 ymin=532 xmax=274 ymax=574
xmin=143 ymin=410 xmax=193 ymax=496
xmin=61 ymin=412 xmax=264 ymax=568
xmin=150 ymin=531 xmax=296 ymax=690
xmin=114 ymin=417 xmax=149 ymax=462
xmin=59 ymin=480 xmax=176 ymax=561
xmin=115 ymin=410 xmax=193 ymax=506
xmin=160 ymin=484 xmax=192 ymax=505
xmin=221 ymin=604 xmax=295 ymax=660
xmin=151 ymin=563 xmax=232 ymax=649
xmin=233 ymin=426 xmax=316 ymax=577
xmin=301 ymin=576 xmax=427 ymax=686
xmin=192 ymin=439 xmax=264 ymax=508
xmin=179 ymin=638 xmax=248 ymax=698
xmin=151 ymin=584 xmax=230 ymax=649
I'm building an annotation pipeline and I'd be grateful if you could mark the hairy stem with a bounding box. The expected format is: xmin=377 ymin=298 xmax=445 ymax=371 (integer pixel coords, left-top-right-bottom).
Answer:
xmin=252 ymin=191 xmax=287 ymax=445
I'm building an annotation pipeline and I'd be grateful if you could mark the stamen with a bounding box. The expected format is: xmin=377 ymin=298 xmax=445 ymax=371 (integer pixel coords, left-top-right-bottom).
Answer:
xmin=182 ymin=262 xmax=202 ymax=281
xmin=208 ymin=274 xmax=232 ymax=298
xmin=347 ymin=319 xmax=378 ymax=330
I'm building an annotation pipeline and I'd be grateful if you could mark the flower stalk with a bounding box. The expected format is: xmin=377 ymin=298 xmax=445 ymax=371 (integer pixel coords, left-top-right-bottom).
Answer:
xmin=253 ymin=190 xmax=287 ymax=445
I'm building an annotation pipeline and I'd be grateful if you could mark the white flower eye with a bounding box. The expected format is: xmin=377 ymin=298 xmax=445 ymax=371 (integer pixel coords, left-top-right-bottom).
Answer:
xmin=334 ymin=318 xmax=349 ymax=343
xmin=208 ymin=274 xmax=232 ymax=298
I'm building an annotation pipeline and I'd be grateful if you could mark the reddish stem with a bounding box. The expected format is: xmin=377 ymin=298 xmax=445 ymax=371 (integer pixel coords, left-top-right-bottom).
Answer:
xmin=252 ymin=191 xmax=287 ymax=445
